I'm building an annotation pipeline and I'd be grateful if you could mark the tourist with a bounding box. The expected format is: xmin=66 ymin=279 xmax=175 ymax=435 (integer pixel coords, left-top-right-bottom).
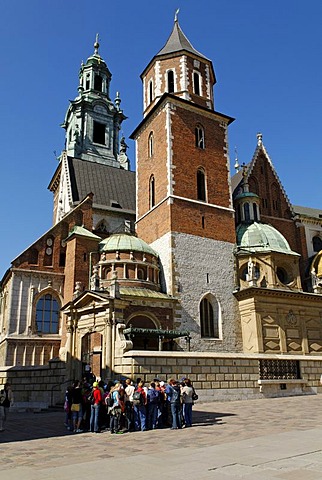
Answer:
xmin=89 ymin=381 xmax=102 ymax=433
xmin=133 ymin=380 xmax=147 ymax=431
xmin=181 ymin=378 xmax=194 ymax=427
xmin=71 ymin=380 xmax=84 ymax=433
xmin=0 ymin=383 xmax=14 ymax=432
xmin=147 ymin=382 xmax=160 ymax=429
xmin=109 ymin=383 xmax=124 ymax=434
xmin=124 ymin=378 xmax=135 ymax=431
xmin=165 ymin=378 xmax=182 ymax=429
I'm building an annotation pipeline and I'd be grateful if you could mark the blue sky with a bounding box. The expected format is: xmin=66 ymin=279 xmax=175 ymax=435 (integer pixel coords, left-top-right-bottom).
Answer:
xmin=1 ymin=0 xmax=321 ymax=278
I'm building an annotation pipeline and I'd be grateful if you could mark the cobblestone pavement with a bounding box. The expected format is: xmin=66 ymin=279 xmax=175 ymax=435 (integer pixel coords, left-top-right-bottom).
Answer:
xmin=1 ymin=395 xmax=322 ymax=479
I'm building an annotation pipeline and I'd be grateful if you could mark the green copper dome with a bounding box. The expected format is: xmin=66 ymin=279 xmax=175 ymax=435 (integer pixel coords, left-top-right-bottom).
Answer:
xmin=236 ymin=222 xmax=299 ymax=256
xmin=99 ymin=234 xmax=158 ymax=257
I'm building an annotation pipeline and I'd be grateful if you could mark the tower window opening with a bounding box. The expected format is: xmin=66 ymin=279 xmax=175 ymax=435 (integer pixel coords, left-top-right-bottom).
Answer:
xmin=197 ymin=168 xmax=206 ymax=202
xmin=195 ymin=125 xmax=205 ymax=149
xmin=148 ymin=79 xmax=154 ymax=104
xmin=202 ymin=215 xmax=205 ymax=229
xmin=94 ymin=75 xmax=103 ymax=92
xmin=148 ymin=132 xmax=154 ymax=157
xmin=86 ymin=76 xmax=90 ymax=90
xmin=167 ymin=70 xmax=174 ymax=93
xmin=93 ymin=121 xmax=106 ymax=145
xmin=149 ymin=175 xmax=155 ymax=208
xmin=193 ymin=71 xmax=201 ymax=96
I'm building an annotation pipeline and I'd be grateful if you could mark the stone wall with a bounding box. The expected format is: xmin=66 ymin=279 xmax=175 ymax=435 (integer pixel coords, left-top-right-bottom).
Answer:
xmin=0 ymin=359 xmax=67 ymax=410
xmin=115 ymin=351 xmax=322 ymax=401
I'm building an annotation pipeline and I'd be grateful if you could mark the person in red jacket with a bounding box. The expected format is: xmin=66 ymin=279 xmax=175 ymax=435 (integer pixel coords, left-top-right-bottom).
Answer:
xmin=89 ymin=382 xmax=102 ymax=433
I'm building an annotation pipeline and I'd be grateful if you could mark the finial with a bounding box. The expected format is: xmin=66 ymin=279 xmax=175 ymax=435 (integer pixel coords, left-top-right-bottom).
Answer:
xmin=94 ymin=33 xmax=100 ymax=55
xmin=241 ymin=162 xmax=247 ymax=178
xmin=234 ymin=146 xmax=240 ymax=172
xmin=174 ymin=8 xmax=180 ymax=22
xmin=115 ymin=91 xmax=121 ymax=111
xmin=257 ymin=132 xmax=262 ymax=146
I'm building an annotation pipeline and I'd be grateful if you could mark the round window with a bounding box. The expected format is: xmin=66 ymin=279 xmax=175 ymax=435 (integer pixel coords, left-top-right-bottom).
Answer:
xmin=276 ymin=267 xmax=293 ymax=285
xmin=241 ymin=265 xmax=260 ymax=281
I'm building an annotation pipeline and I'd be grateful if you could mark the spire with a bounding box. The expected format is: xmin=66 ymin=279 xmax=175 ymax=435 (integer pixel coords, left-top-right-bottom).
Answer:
xmin=156 ymin=15 xmax=208 ymax=60
xmin=94 ymin=33 xmax=100 ymax=56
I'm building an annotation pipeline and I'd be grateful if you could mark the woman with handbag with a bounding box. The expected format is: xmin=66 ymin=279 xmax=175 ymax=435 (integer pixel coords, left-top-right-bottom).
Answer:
xmin=181 ymin=378 xmax=194 ymax=428
xmin=71 ymin=380 xmax=84 ymax=433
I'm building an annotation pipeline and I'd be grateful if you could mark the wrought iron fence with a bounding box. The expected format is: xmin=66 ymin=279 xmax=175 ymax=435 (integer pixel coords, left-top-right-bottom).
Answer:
xmin=259 ymin=359 xmax=301 ymax=380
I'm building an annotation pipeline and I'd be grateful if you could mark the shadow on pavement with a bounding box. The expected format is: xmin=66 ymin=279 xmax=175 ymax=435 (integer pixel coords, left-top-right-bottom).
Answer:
xmin=0 ymin=407 xmax=237 ymax=444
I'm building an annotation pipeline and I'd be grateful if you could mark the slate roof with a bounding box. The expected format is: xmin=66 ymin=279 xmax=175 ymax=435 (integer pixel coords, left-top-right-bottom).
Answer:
xmin=156 ymin=20 xmax=208 ymax=60
xmin=293 ymin=205 xmax=322 ymax=219
xmin=68 ymin=157 xmax=136 ymax=211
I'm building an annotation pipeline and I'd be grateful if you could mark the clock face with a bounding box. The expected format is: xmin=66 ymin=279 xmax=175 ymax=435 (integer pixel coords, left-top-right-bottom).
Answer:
xmin=46 ymin=238 xmax=53 ymax=246
xmin=46 ymin=247 xmax=53 ymax=256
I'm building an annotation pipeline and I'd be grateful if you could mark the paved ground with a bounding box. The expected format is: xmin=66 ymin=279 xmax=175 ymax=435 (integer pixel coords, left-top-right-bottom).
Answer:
xmin=1 ymin=395 xmax=322 ymax=479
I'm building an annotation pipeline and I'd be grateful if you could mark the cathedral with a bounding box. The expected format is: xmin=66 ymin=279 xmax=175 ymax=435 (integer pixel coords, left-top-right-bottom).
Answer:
xmin=1 ymin=19 xmax=322 ymax=405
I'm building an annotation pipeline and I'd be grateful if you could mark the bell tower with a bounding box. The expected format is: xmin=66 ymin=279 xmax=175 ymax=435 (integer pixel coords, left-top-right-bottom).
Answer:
xmin=61 ymin=35 xmax=128 ymax=169
xmin=131 ymin=16 xmax=241 ymax=352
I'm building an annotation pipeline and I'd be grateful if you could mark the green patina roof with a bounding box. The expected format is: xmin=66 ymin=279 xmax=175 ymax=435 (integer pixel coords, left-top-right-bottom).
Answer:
xmin=119 ymin=287 xmax=173 ymax=300
xmin=234 ymin=191 xmax=259 ymax=201
xmin=67 ymin=226 xmax=102 ymax=241
xmin=99 ymin=234 xmax=158 ymax=257
xmin=236 ymin=222 xmax=300 ymax=256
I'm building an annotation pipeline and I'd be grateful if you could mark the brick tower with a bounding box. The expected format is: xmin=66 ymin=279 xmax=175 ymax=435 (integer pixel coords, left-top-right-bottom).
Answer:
xmin=131 ymin=16 xmax=242 ymax=351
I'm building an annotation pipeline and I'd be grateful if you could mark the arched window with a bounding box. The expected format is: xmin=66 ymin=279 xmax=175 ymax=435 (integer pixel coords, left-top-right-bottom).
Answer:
xmin=149 ymin=175 xmax=155 ymax=208
xmin=167 ymin=70 xmax=174 ymax=93
xmin=137 ymin=268 xmax=146 ymax=280
xmin=35 ymin=294 xmax=60 ymax=334
xmin=200 ymin=296 xmax=219 ymax=338
xmin=195 ymin=125 xmax=205 ymax=149
xmin=253 ymin=203 xmax=259 ymax=222
xmin=96 ymin=220 xmax=109 ymax=233
xmin=193 ymin=71 xmax=201 ymax=95
xmin=244 ymin=203 xmax=250 ymax=222
xmin=148 ymin=132 xmax=154 ymax=157
xmin=197 ymin=168 xmax=206 ymax=202
xmin=313 ymin=236 xmax=322 ymax=252
xmin=148 ymin=79 xmax=154 ymax=104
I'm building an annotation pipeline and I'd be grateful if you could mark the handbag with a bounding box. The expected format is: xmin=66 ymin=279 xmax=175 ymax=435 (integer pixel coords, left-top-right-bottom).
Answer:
xmin=71 ymin=403 xmax=80 ymax=412
xmin=192 ymin=388 xmax=198 ymax=401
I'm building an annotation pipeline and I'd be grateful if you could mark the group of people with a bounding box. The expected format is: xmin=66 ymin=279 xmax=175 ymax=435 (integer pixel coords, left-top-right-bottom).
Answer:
xmin=64 ymin=376 xmax=198 ymax=434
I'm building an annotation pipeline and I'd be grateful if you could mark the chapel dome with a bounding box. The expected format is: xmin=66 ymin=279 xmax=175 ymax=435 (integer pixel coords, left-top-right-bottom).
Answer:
xmin=99 ymin=233 xmax=158 ymax=257
xmin=311 ymin=250 xmax=322 ymax=278
xmin=236 ymin=222 xmax=299 ymax=256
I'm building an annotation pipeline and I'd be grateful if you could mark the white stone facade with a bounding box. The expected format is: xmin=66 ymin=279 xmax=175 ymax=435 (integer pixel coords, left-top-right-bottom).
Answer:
xmin=151 ymin=232 xmax=242 ymax=352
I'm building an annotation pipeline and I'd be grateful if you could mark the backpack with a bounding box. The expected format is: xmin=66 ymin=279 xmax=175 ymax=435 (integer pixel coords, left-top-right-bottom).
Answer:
xmin=0 ymin=389 xmax=6 ymax=406
xmin=132 ymin=390 xmax=143 ymax=406
xmin=148 ymin=389 xmax=160 ymax=404
xmin=87 ymin=390 xmax=95 ymax=404
xmin=107 ymin=394 xmax=115 ymax=408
